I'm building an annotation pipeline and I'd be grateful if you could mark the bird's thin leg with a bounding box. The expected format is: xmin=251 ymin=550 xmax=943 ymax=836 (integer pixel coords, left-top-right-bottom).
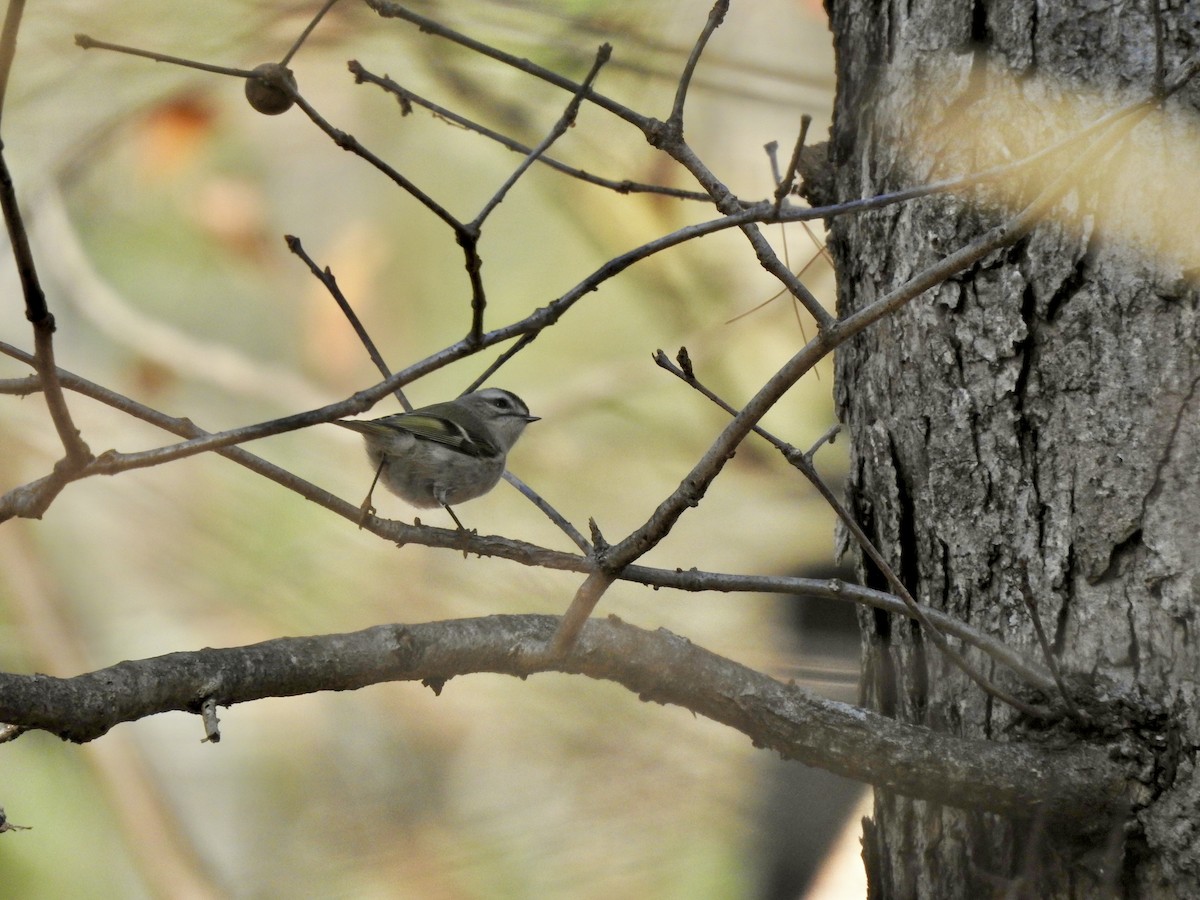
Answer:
xmin=357 ymin=460 xmax=385 ymax=528
xmin=442 ymin=504 xmax=468 ymax=532
xmin=442 ymin=504 xmax=476 ymax=557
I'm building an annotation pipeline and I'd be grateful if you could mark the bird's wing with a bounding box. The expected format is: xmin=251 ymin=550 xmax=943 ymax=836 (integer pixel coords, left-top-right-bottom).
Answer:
xmin=335 ymin=414 xmax=500 ymax=457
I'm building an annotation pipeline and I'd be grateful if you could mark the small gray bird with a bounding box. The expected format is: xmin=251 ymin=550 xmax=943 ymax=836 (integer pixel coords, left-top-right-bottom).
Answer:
xmin=336 ymin=387 xmax=538 ymax=528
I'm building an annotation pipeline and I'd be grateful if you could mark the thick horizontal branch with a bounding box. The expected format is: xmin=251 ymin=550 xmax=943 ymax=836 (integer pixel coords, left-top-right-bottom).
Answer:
xmin=0 ymin=614 xmax=1125 ymax=827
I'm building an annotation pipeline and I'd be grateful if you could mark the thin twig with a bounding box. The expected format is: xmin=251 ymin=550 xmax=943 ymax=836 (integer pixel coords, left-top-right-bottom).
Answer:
xmin=0 ymin=342 xmax=365 ymax=519
xmin=7 ymin=83 xmax=1164 ymax=496
xmin=44 ymin=87 xmax=1167 ymax=569
xmin=0 ymin=7 xmax=91 ymax=473
xmin=472 ymin=43 xmax=612 ymax=228
xmin=724 ymin=238 xmax=827 ymax=325
xmin=8 ymin=214 xmax=751 ymax=477
xmin=43 ymin=207 xmax=816 ymax=477
xmin=279 ymin=0 xmax=342 ymax=67
xmin=551 ymin=333 xmax=831 ymax=651
xmin=758 ymin=156 xmax=818 ymax=349
xmin=349 ymin=61 xmax=714 ymax=201
xmin=74 ymin=34 xmax=258 ymax=78
xmin=1019 ymin=571 xmax=1083 ymax=722
xmin=362 ymin=2 xmax=1199 ymax=247
xmin=460 ymin=333 xmax=538 ymax=395
xmin=277 ymin=241 xmax=584 ymax=546
xmin=668 ymin=0 xmax=729 ymax=125
xmin=503 ymin=471 xmax=591 ymax=554
xmin=284 ymin=234 xmax=411 ymax=411
xmin=66 ymin=33 xmax=1185 ymax=470
xmin=75 ymin=29 xmax=467 ymax=234
xmin=0 ymin=0 xmax=25 ymax=127
xmin=367 ymin=0 xmax=829 ymax=331
xmin=773 ymin=114 xmax=812 ymax=217
xmin=286 ymin=90 xmax=463 ymax=231
xmin=764 ymin=140 xmax=782 ymax=187
xmin=805 ymin=423 xmax=841 ymax=460
xmin=365 ymin=0 xmax=654 ymax=131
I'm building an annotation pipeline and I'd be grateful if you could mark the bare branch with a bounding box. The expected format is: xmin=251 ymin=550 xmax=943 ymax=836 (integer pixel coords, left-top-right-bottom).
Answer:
xmin=364 ymin=0 xmax=653 ymax=131
xmin=773 ymin=114 xmax=812 ymax=216
xmin=501 ymin=471 xmax=592 ymax=555
xmin=74 ymin=34 xmax=258 ymax=78
xmin=472 ymin=43 xmax=612 ymax=228
xmin=285 ymin=234 xmax=412 ymax=411
xmin=0 ymin=615 xmax=1127 ymax=827
xmin=0 ymin=0 xmax=25 ymax=126
xmin=279 ymin=0 xmax=342 ymax=67
xmin=553 ymin=336 xmax=829 ymax=645
xmin=286 ymin=89 xmax=463 ymax=231
xmin=0 ymin=341 xmax=363 ymax=524
xmin=14 ymin=210 xmax=774 ymax=480
xmin=1019 ymin=569 xmax=1084 ymax=723
xmin=0 ymin=6 xmax=91 ymax=478
xmin=0 ymin=374 xmax=38 ymax=395
xmin=348 ymin=60 xmax=714 ymax=200
xmin=668 ymin=0 xmax=729 ymax=126
xmin=12 ymin=72 xmax=1167 ymax=495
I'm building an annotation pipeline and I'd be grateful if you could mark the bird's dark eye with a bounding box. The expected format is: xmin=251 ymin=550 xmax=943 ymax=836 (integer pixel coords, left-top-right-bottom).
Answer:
xmin=490 ymin=396 xmax=513 ymax=410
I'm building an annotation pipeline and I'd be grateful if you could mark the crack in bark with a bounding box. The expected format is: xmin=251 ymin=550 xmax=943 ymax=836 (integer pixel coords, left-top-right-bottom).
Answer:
xmin=1044 ymin=251 xmax=1090 ymax=324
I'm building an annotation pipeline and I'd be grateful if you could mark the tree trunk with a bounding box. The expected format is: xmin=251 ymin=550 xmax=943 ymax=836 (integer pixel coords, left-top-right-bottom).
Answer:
xmin=826 ymin=1 xmax=1200 ymax=896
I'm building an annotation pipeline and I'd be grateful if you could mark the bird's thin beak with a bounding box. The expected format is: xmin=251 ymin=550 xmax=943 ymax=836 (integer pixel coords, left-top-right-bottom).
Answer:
xmin=525 ymin=415 xmax=541 ymax=423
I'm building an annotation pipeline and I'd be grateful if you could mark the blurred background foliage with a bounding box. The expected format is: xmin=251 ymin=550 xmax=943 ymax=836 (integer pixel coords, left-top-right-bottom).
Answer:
xmin=0 ymin=1 xmax=860 ymax=897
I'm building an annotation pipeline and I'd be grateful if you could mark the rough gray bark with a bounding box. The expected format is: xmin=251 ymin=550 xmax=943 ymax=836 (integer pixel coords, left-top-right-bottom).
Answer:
xmin=827 ymin=1 xmax=1200 ymax=896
